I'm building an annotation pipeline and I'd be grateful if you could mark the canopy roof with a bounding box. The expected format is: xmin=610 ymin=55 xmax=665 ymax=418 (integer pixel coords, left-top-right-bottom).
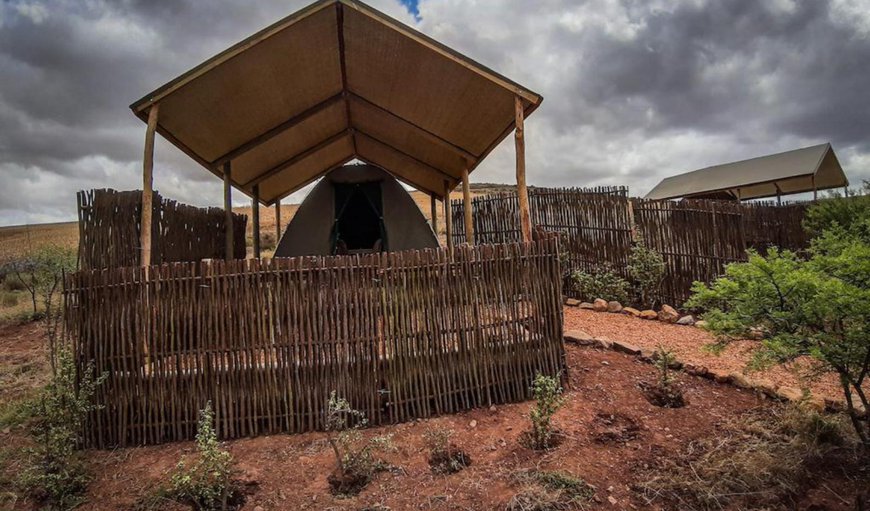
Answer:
xmin=130 ymin=0 xmax=542 ymax=205
xmin=645 ymin=143 xmax=849 ymax=201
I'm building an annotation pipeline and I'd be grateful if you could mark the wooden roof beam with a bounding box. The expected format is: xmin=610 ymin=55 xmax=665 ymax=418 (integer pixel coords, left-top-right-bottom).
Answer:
xmin=355 ymin=155 xmax=444 ymax=198
xmin=264 ymin=153 xmax=356 ymax=206
xmin=243 ymin=129 xmax=350 ymax=188
xmin=212 ymin=93 xmax=344 ymax=166
xmin=348 ymin=92 xmax=478 ymax=163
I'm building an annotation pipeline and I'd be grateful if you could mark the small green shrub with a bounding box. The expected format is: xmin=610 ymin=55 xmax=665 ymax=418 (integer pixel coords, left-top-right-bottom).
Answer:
xmin=570 ymin=266 xmax=630 ymax=303
xmin=324 ymin=392 xmax=393 ymax=496
xmin=423 ymin=426 xmax=470 ymax=474
xmin=166 ymin=402 xmax=239 ymax=510
xmin=627 ymin=236 xmax=665 ymax=308
xmin=639 ymin=346 xmax=685 ymax=408
xmin=525 ymin=374 xmax=565 ymax=450
xmin=19 ymin=347 xmax=105 ymax=510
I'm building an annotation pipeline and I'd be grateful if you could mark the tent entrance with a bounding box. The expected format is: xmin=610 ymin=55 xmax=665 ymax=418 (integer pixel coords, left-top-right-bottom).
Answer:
xmin=332 ymin=182 xmax=386 ymax=254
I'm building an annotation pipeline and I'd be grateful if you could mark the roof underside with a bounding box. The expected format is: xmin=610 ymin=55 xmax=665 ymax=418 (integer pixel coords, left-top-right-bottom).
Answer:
xmin=130 ymin=0 xmax=542 ymax=205
xmin=644 ymin=143 xmax=849 ymax=201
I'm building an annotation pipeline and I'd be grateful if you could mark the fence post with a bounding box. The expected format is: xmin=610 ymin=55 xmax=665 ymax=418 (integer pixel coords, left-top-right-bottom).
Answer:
xmin=430 ymin=193 xmax=438 ymax=235
xmin=462 ymin=166 xmax=474 ymax=245
xmin=275 ymin=199 xmax=282 ymax=242
xmin=141 ymin=103 xmax=159 ymax=267
xmin=443 ymin=180 xmax=453 ymax=249
xmin=223 ymin=162 xmax=234 ymax=260
xmin=252 ymin=185 xmax=261 ymax=259
xmin=515 ymin=96 xmax=532 ymax=242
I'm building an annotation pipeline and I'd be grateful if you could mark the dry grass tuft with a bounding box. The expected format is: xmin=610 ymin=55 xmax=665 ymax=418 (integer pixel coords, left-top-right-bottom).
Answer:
xmin=508 ymin=469 xmax=595 ymax=510
xmin=636 ymin=404 xmax=861 ymax=510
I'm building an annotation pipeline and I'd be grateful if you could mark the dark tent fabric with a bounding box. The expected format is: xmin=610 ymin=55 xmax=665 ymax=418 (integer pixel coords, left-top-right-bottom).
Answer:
xmin=274 ymin=163 xmax=438 ymax=257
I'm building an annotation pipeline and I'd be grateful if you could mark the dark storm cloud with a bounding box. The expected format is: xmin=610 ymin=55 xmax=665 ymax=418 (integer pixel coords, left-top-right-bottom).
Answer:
xmin=0 ymin=0 xmax=868 ymax=225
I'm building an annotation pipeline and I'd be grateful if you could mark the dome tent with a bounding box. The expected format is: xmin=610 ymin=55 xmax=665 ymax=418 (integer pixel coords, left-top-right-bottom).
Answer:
xmin=275 ymin=163 xmax=438 ymax=257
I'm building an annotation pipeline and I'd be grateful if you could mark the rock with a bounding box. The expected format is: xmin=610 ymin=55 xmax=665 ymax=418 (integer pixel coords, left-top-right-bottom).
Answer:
xmin=601 ymin=360 xmax=610 ymax=366
xmin=489 ymin=405 xmax=497 ymax=412
xmin=778 ymin=386 xmax=804 ymax=403
xmin=684 ymin=364 xmax=708 ymax=377
xmin=749 ymin=326 xmax=766 ymax=340
xmin=254 ymin=507 xmax=265 ymax=511
xmin=564 ymin=329 xmax=596 ymax=345
xmin=565 ymin=298 xmax=580 ymax=307
xmin=608 ymin=496 xmax=618 ymax=505
xmin=579 ymin=302 xmax=595 ymax=310
xmin=640 ymin=309 xmax=658 ymax=320
xmin=622 ymin=307 xmax=641 ymax=317
xmin=676 ymin=315 xmax=694 ymax=326
xmin=711 ymin=371 xmax=732 ymax=384
xmin=611 ymin=340 xmax=642 ymax=356
xmin=755 ymin=380 xmax=780 ymax=399
xmin=607 ymin=301 xmax=623 ymax=313
xmin=694 ymin=320 xmax=708 ymax=329
xmin=729 ymin=372 xmax=753 ymax=389
xmin=595 ymin=336 xmax=613 ymax=350
xmin=658 ymin=305 xmax=679 ymax=323
xmin=593 ymin=298 xmax=608 ymax=312
xmin=469 ymin=420 xmax=477 ymax=428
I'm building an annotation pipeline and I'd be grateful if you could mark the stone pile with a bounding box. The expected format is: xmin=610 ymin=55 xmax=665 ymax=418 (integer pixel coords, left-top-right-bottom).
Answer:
xmin=565 ymin=297 xmax=697 ymax=327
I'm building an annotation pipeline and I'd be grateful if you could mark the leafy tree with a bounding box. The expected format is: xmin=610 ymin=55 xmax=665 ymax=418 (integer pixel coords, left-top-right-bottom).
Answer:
xmin=686 ymin=237 xmax=870 ymax=448
xmin=570 ymin=266 xmax=630 ymax=303
xmin=4 ymin=245 xmax=76 ymax=319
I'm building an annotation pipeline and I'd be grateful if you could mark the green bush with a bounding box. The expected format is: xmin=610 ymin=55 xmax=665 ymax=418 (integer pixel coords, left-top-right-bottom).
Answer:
xmin=570 ymin=266 xmax=630 ymax=303
xmin=423 ymin=426 xmax=470 ymax=474
xmin=640 ymin=346 xmax=685 ymax=408
xmin=19 ymin=347 xmax=105 ymax=510
xmin=324 ymin=392 xmax=393 ymax=496
xmin=525 ymin=374 xmax=565 ymax=450
xmin=686 ymin=234 xmax=870 ymax=448
xmin=803 ymin=181 xmax=870 ymax=239
xmin=167 ymin=402 xmax=237 ymax=510
xmin=627 ymin=236 xmax=666 ymax=307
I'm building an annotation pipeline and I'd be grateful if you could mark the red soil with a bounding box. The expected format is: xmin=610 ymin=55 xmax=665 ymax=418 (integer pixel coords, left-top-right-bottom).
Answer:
xmin=564 ymin=307 xmax=859 ymax=406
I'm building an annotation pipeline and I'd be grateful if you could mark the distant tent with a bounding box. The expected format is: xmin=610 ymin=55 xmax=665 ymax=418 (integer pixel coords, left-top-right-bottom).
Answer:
xmin=644 ymin=143 xmax=849 ymax=201
xmin=274 ymin=164 xmax=438 ymax=257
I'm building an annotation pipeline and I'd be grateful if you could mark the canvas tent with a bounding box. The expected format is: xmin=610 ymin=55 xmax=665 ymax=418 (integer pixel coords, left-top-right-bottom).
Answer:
xmin=275 ymin=164 xmax=437 ymax=257
xmin=645 ymin=143 xmax=848 ymax=202
xmin=130 ymin=0 xmax=542 ymax=263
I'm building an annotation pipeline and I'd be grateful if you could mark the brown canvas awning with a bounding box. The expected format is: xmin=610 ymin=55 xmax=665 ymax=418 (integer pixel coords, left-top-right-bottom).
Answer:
xmin=644 ymin=143 xmax=849 ymax=201
xmin=130 ymin=0 xmax=543 ymax=204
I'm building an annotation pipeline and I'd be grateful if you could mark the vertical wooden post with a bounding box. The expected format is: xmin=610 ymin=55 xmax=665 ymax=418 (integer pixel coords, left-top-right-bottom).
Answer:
xmin=252 ymin=185 xmax=261 ymax=259
xmin=223 ymin=162 xmax=234 ymax=260
xmin=462 ymin=166 xmax=474 ymax=245
xmin=515 ymin=96 xmax=532 ymax=242
xmin=812 ymin=175 xmax=818 ymax=201
xmin=443 ymin=181 xmax=453 ymax=249
xmin=275 ymin=199 xmax=282 ymax=242
xmin=140 ymin=103 xmax=159 ymax=267
xmin=429 ymin=194 xmax=438 ymax=235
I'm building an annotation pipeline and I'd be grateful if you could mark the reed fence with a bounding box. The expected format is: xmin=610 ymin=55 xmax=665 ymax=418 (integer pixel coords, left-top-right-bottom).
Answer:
xmin=451 ymin=188 xmax=811 ymax=306
xmin=64 ymin=240 xmax=565 ymax=448
xmin=741 ymin=201 xmax=811 ymax=254
xmin=77 ymin=189 xmax=247 ymax=270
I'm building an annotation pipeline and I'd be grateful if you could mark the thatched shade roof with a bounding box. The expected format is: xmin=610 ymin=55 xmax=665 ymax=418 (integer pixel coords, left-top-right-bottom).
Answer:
xmin=130 ymin=0 xmax=543 ymax=204
xmin=645 ymin=143 xmax=848 ymax=201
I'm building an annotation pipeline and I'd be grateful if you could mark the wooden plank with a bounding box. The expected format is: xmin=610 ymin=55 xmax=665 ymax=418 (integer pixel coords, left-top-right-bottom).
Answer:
xmin=275 ymin=199 xmax=282 ymax=241
xmin=141 ymin=104 xmax=160 ymax=267
xmin=514 ymin=96 xmax=532 ymax=242
xmin=429 ymin=193 xmax=438 ymax=237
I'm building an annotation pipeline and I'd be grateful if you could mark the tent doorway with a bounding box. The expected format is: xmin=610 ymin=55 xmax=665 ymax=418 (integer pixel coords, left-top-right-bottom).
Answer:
xmin=333 ymin=182 xmax=386 ymax=254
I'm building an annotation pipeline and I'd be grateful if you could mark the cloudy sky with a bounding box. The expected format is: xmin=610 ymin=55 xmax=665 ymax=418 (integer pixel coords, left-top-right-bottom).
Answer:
xmin=1 ymin=0 xmax=868 ymax=226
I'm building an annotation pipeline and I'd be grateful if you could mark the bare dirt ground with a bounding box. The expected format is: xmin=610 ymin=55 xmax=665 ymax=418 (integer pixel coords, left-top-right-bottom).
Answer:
xmin=2 ymin=316 xmax=865 ymax=510
xmin=564 ymin=307 xmax=866 ymax=407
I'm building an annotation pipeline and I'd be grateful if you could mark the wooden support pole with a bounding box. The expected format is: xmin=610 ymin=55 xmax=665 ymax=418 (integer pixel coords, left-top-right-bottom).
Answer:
xmin=812 ymin=175 xmax=818 ymax=201
xmin=252 ymin=185 xmax=261 ymax=259
xmin=429 ymin=194 xmax=438 ymax=236
xmin=515 ymin=96 xmax=532 ymax=242
xmin=275 ymin=199 xmax=282 ymax=242
xmin=140 ymin=103 xmax=159 ymax=267
xmin=462 ymin=166 xmax=474 ymax=245
xmin=223 ymin=162 xmax=234 ymax=260
xmin=443 ymin=181 xmax=453 ymax=249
